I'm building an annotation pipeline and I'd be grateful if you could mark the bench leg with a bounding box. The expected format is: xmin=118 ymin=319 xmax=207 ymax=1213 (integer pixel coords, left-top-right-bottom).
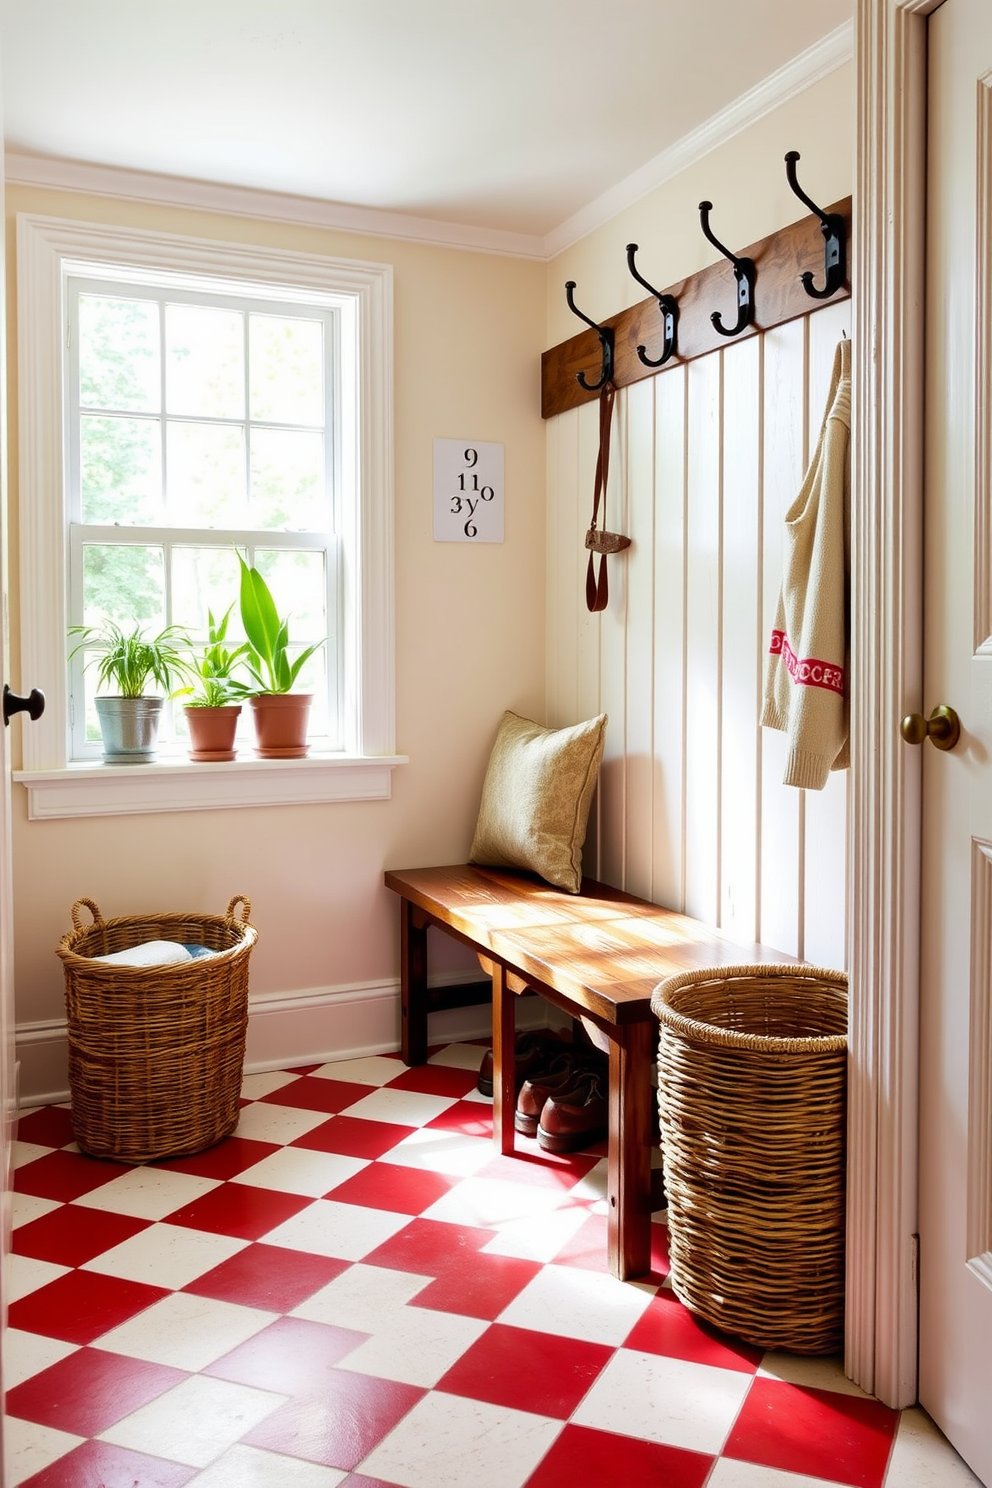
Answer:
xmin=400 ymin=900 xmax=429 ymax=1066
xmin=491 ymin=961 xmax=517 ymax=1156
xmin=607 ymin=1020 xmax=655 ymax=1281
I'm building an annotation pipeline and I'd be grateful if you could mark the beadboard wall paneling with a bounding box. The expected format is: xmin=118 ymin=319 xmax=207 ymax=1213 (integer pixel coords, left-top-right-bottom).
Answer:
xmin=546 ymin=297 xmax=850 ymax=964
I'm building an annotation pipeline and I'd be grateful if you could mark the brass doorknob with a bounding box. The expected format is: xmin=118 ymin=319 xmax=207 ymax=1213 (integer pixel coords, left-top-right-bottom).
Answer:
xmin=899 ymin=704 xmax=961 ymax=751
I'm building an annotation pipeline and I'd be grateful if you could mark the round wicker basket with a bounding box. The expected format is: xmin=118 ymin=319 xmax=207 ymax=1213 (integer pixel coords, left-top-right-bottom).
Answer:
xmin=56 ymin=896 xmax=257 ymax=1163
xmin=651 ymin=962 xmax=848 ymax=1354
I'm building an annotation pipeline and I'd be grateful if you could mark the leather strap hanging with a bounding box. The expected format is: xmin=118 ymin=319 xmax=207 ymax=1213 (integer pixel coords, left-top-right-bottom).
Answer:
xmin=584 ymin=381 xmax=630 ymax=612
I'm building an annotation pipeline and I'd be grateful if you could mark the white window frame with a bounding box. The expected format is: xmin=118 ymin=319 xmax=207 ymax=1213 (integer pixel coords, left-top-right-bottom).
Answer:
xmin=14 ymin=214 xmax=404 ymax=819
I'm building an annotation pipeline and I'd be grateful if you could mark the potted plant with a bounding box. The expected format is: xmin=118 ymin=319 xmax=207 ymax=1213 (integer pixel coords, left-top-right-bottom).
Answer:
xmin=67 ymin=620 xmax=194 ymax=763
xmin=237 ymin=552 xmax=325 ymax=758
xmin=180 ymin=606 xmax=251 ymax=762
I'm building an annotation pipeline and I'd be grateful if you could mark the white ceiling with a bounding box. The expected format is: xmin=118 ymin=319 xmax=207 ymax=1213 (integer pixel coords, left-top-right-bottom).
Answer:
xmin=0 ymin=0 xmax=853 ymax=245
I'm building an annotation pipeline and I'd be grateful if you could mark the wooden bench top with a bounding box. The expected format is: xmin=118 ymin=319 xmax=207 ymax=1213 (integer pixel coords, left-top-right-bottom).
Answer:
xmin=385 ymin=863 xmax=783 ymax=1027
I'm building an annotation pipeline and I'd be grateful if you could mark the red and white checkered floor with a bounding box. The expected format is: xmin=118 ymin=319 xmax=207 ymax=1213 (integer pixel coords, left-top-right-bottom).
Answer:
xmin=5 ymin=1041 xmax=981 ymax=1487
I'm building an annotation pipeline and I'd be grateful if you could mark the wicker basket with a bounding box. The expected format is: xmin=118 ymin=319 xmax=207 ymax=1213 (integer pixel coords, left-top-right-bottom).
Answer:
xmin=651 ymin=963 xmax=848 ymax=1355
xmin=56 ymin=896 xmax=257 ymax=1163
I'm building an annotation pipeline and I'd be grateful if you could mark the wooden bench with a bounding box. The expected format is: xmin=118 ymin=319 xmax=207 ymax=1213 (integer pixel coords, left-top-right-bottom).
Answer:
xmin=384 ymin=863 xmax=788 ymax=1281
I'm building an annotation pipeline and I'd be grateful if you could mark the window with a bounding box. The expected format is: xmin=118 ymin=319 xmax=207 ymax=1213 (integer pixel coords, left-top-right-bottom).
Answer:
xmin=15 ymin=215 xmax=401 ymax=818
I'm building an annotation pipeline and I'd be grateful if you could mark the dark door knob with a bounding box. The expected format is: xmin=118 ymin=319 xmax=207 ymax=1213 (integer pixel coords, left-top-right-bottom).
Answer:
xmin=3 ymin=684 xmax=45 ymax=727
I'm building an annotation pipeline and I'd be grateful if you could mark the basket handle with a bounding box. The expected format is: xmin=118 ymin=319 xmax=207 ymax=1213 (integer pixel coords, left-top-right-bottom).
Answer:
xmin=225 ymin=895 xmax=252 ymax=925
xmin=70 ymin=898 xmax=104 ymax=931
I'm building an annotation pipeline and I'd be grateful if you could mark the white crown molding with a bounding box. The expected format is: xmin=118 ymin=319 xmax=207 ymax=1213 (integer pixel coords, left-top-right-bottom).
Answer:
xmin=3 ymin=151 xmax=549 ymax=261
xmin=5 ymin=21 xmax=853 ymax=266
xmin=543 ymin=19 xmax=854 ymax=260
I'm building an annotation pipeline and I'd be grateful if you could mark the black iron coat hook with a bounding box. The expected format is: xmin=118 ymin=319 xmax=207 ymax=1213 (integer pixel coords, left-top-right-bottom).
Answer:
xmin=625 ymin=244 xmax=679 ymax=367
xmin=784 ymin=151 xmax=846 ymax=300
xmin=698 ymin=201 xmax=756 ymax=338
xmin=565 ymin=281 xmax=614 ymax=390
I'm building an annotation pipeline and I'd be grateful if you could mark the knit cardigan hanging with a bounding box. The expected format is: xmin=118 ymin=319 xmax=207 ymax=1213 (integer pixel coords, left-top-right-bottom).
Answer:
xmin=761 ymin=337 xmax=851 ymax=790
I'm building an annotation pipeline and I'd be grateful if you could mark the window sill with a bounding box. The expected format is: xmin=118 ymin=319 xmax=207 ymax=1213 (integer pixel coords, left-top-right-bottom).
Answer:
xmin=14 ymin=753 xmax=409 ymax=820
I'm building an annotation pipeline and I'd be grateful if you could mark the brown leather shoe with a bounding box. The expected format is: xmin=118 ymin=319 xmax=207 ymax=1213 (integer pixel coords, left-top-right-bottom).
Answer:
xmin=476 ymin=1031 xmax=565 ymax=1098
xmin=514 ymin=1054 xmax=584 ymax=1136
xmin=537 ymin=1069 xmax=608 ymax=1153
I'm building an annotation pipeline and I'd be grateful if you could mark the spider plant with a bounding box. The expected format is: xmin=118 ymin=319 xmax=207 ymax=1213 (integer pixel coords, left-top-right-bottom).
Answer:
xmin=68 ymin=620 xmax=195 ymax=697
xmin=180 ymin=605 xmax=251 ymax=707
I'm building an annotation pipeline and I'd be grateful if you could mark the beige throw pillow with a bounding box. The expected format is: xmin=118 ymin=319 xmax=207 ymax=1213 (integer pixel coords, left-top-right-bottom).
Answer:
xmin=469 ymin=711 xmax=607 ymax=893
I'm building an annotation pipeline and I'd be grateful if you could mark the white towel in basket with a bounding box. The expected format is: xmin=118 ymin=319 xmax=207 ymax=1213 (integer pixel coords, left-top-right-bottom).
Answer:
xmin=92 ymin=940 xmax=195 ymax=967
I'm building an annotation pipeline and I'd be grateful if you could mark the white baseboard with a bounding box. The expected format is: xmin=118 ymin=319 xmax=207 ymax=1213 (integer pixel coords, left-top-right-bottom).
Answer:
xmin=15 ymin=973 xmax=554 ymax=1108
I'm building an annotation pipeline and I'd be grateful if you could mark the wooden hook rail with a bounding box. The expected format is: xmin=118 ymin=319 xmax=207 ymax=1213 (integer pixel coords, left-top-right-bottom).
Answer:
xmin=541 ymin=196 xmax=851 ymax=420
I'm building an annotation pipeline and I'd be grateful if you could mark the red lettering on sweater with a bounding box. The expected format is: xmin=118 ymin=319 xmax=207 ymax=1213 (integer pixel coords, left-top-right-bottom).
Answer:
xmin=769 ymin=630 xmax=845 ymax=695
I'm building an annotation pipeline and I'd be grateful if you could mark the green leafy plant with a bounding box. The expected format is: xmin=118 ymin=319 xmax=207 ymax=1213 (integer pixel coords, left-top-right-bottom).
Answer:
xmin=181 ymin=605 xmax=251 ymax=708
xmin=68 ymin=620 xmax=194 ymax=698
xmin=236 ymin=552 xmax=325 ymax=695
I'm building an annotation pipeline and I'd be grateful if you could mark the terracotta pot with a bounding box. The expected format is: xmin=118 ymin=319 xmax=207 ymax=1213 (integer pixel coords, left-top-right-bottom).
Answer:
xmin=184 ymin=704 xmax=242 ymax=762
xmin=249 ymin=694 xmax=312 ymax=759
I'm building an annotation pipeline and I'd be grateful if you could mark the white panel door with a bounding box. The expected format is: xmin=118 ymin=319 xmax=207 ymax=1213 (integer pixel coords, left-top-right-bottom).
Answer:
xmin=920 ymin=3 xmax=992 ymax=1480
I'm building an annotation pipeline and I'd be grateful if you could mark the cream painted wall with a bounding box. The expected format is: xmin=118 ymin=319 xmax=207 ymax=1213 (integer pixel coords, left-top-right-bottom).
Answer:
xmin=4 ymin=185 xmax=547 ymax=1094
xmin=546 ymin=65 xmax=853 ymax=343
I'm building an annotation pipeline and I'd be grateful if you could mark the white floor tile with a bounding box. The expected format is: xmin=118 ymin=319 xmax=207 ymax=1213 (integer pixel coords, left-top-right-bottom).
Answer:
xmin=480 ymin=1202 xmax=592 ymax=1263
xmin=498 ymin=1263 xmax=656 ymax=1347
xmin=339 ymin=1087 xmax=457 ymax=1128
xmin=234 ymin=1101 xmax=333 ymax=1145
xmin=189 ymin=1443 xmax=348 ymax=1486
xmin=343 ymin=1305 xmax=489 ymax=1387
xmin=92 ymin=1291 xmax=278 ymax=1372
xmin=568 ymin=1156 xmax=608 ymax=1202
xmin=10 ymin=1192 xmax=63 ymax=1228
xmin=4 ymin=1253 xmax=70 ymax=1302
xmin=73 ymin=1165 xmax=220 ymax=1220
xmin=884 ymin=1406 xmax=985 ymax=1486
xmin=758 ymin=1350 xmax=873 ymax=1398
xmin=573 ymin=1347 xmax=753 ymax=1454
xmin=5 ymin=1415 xmax=83 ymax=1487
xmin=3 ymin=1329 xmax=78 ymax=1388
xmin=241 ymin=1070 xmax=305 ymax=1099
xmin=359 ymin=1391 xmax=562 ymax=1488
xmin=421 ymin=1175 xmax=574 ymax=1232
xmin=11 ymin=1140 xmax=56 ymax=1168
xmin=231 ymin=1146 xmax=368 ymax=1197
xmin=263 ymin=1198 xmax=412 ymax=1261
xmin=707 ymin=1458 xmax=847 ymax=1487
xmin=384 ymin=1127 xmax=495 ymax=1178
xmin=310 ymin=1055 xmax=407 ymax=1086
xmin=99 ymin=1372 xmax=286 ymax=1468
xmin=428 ymin=1042 xmax=489 ymax=1072
xmin=291 ymin=1262 xmax=431 ymax=1331
xmin=81 ymin=1221 xmax=247 ymax=1289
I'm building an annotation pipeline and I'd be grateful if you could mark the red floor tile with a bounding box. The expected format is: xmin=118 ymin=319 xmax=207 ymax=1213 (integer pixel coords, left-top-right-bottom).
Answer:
xmin=163 ymin=1180 xmax=311 ymax=1239
xmin=204 ymin=1315 xmax=369 ymax=1394
xmin=13 ymin=1150 xmax=128 ymax=1203
xmin=472 ymin=1148 xmax=600 ymax=1190
xmin=244 ymin=1369 xmax=426 ymax=1470
xmin=438 ymin=1322 xmax=612 ymax=1417
xmin=413 ymin=1249 xmax=543 ymax=1320
xmin=423 ymin=1100 xmax=494 ymax=1138
xmin=292 ymin=1114 xmax=417 ymax=1159
xmin=8 ymin=1269 xmax=170 ymax=1345
xmin=17 ymin=1439 xmax=197 ymax=1487
xmin=523 ymin=1422 xmax=713 ymax=1488
xmin=259 ymin=1076 xmax=376 ymax=1113
xmin=183 ymin=1241 xmax=349 ymax=1311
xmin=339 ymin=1477 xmax=407 ymax=1488
xmin=328 ymin=1161 xmax=458 ymax=1214
xmin=13 ymin=1203 xmax=150 ymax=1268
xmin=386 ymin=1064 xmax=480 ymax=1098
xmin=724 ymin=1377 xmax=900 ymax=1487
xmin=551 ymin=1212 xmax=670 ymax=1278
xmin=624 ymin=1286 xmax=763 ymax=1372
xmin=155 ymin=1135 xmax=280 ymax=1179
xmin=16 ymin=1105 xmax=76 ymax=1149
xmin=6 ymin=1347 xmax=186 ymax=1435
xmin=363 ymin=1216 xmax=496 ymax=1276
